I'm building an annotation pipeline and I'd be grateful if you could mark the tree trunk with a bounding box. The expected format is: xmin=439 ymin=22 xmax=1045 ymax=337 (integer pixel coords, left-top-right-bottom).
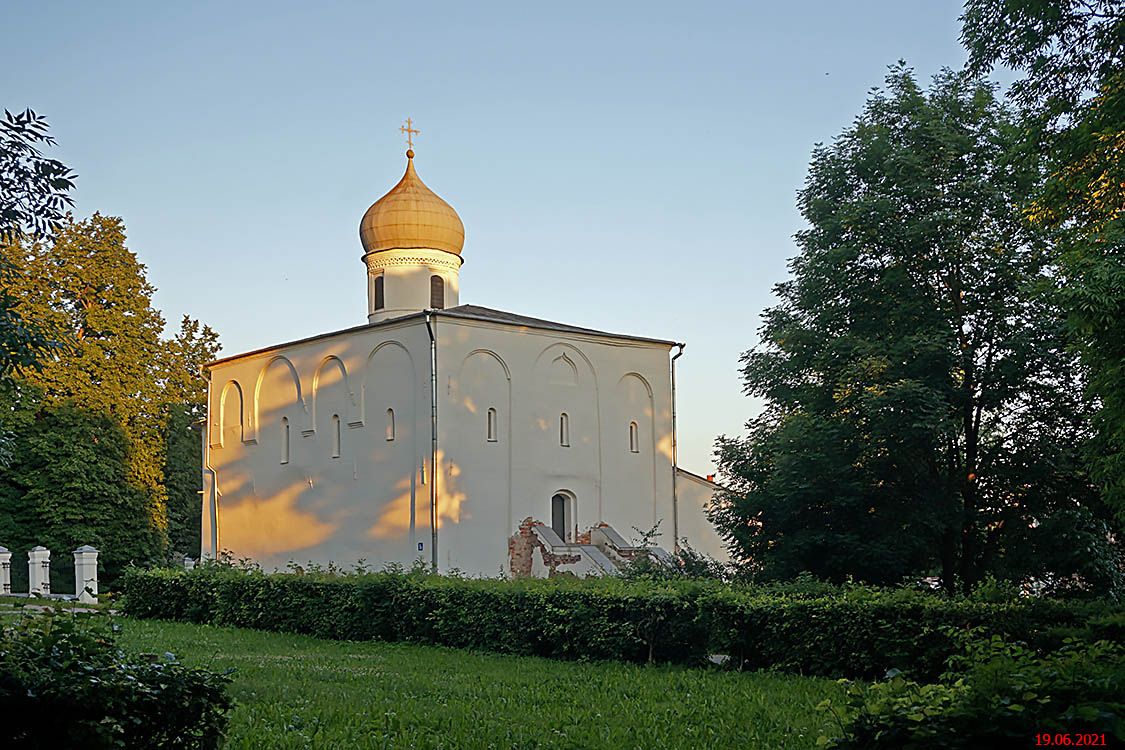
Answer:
xmin=940 ymin=526 xmax=958 ymax=595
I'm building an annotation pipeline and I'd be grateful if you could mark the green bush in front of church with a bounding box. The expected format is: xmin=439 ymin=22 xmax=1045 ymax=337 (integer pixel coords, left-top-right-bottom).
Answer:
xmin=0 ymin=612 xmax=232 ymax=749
xmin=121 ymin=565 xmax=1120 ymax=681
xmin=818 ymin=634 xmax=1124 ymax=748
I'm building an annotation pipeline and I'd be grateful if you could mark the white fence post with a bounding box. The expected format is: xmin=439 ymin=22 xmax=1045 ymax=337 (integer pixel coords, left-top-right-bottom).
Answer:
xmin=0 ymin=546 xmax=10 ymax=595
xmin=73 ymin=545 xmax=99 ymax=603
xmin=28 ymin=546 xmax=50 ymax=596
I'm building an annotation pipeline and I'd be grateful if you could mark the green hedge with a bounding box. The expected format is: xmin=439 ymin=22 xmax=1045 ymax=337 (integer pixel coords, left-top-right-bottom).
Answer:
xmin=120 ymin=566 xmax=1116 ymax=680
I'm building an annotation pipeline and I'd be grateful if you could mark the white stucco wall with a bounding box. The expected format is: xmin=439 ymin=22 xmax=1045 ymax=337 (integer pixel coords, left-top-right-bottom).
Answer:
xmin=433 ymin=316 xmax=676 ymax=574
xmin=675 ymin=469 xmax=731 ymax=563
xmin=203 ymin=316 xmax=433 ymax=571
xmin=203 ymin=311 xmax=720 ymax=575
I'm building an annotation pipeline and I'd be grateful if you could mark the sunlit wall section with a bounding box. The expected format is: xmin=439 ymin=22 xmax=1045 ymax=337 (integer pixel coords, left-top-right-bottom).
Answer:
xmin=362 ymin=341 xmax=423 ymax=564
xmin=526 ymin=342 xmax=601 ymax=542
xmin=434 ymin=318 xmax=676 ymax=571
xmin=203 ymin=319 xmax=432 ymax=570
xmin=602 ymin=372 xmax=659 ymax=538
xmin=441 ymin=348 xmax=512 ymax=574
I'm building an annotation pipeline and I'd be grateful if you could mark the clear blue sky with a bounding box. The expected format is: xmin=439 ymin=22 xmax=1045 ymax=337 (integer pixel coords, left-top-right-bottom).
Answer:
xmin=5 ymin=0 xmax=976 ymax=473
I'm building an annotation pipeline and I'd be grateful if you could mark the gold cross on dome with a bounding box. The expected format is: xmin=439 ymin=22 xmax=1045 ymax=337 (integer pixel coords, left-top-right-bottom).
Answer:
xmin=400 ymin=118 xmax=420 ymax=150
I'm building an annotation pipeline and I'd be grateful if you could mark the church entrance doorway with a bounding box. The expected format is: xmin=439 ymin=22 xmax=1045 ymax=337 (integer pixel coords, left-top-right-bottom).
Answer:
xmin=551 ymin=492 xmax=574 ymax=542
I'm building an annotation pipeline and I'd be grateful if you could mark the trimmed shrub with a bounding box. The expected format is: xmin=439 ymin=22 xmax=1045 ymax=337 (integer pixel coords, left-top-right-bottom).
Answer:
xmin=701 ymin=586 xmax=1099 ymax=679
xmin=0 ymin=613 xmax=232 ymax=749
xmin=120 ymin=565 xmax=1118 ymax=679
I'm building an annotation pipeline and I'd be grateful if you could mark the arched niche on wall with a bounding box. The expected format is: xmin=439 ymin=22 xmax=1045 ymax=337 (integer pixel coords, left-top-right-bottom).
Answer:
xmin=253 ymin=355 xmax=304 ymax=456
xmin=313 ymin=356 xmax=351 ymax=456
xmin=455 ymin=349 xmax=511 ymax=446
xmin=616 ymin=372 xmax=654 ymax=452
xmin=532 ymin=343 xmax=599 ymax=455
xmin=364 ymin=341 xmax=417 ymax=462
xmin=216 ymin=380 xmax=244 ymax=448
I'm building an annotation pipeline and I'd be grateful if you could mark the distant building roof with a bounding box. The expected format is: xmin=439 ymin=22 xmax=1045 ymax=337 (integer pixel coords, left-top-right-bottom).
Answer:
xmin=676 ymin=467 xmax=727 ymax=491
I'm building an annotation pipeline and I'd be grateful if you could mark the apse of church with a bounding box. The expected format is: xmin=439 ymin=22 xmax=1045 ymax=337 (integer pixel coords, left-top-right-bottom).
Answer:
xmin=202 ymin=129 xmax=726 ymax=576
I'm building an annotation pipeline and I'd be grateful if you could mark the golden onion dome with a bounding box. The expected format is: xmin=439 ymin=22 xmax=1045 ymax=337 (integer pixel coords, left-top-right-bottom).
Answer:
xmin=359 ymin=149 xmax=465 ymax=257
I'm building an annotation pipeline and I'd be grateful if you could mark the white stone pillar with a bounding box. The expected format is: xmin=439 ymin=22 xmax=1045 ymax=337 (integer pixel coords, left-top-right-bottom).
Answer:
xmin=0 ymin=546 xmax=11 ymax=595
xmin=183 ymin=555 xmax=195 ymax=570
xmin=28 ymin=546 xmax=50 ymax=596
xmin=73 ymin=545 xmax=99 ymax=603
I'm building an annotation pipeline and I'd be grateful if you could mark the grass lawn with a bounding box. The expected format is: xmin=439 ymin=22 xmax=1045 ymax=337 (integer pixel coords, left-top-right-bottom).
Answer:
xmin=115 ymin=618 xmax=845 ymax=749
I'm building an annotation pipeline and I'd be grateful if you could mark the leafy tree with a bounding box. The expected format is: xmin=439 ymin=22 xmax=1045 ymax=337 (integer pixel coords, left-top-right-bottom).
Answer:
xmin=1 ymin=114 xmax=218 ymax=570
xmin=1 ymin=215 xmax=221 ymax=575
xmin=0 ymin=401 xmax=159 ymax=586
xmin=0 ymin=109 xmax=75 ymax=460
xmin=0 ymin=259 xmax=57 ymax=392
xmin=160 ymin=316 xmax=220 ymax=558
xmin=0 ymin=109 xmax=76 ymax=243
xmin=962 ymin=0 xmax=1125 ymax=526
xmin=712 ymin=67 xmax=1118 ymax=595
xmin=2 ymin=215 xmax=169 ymax=562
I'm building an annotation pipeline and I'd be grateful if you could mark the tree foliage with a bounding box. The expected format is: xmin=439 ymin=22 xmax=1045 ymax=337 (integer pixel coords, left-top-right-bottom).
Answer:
xmin=712 ymin=67 xmax=1119 ymax=595
xmin=4 ymin=214 xmax=169 ymax=536
xmin=161 ymin=316 xmax=220 ymax=558
xmin=0 ymin=215 xmax=219 ymax=579
xmin=0 ymin=109 xmax=75 ymax=408
xmin=0 ymin=110 xmax=216 ymax=575
xmin=0 ymin=401 xmax=161 ymax=583
xmin=0 ymin=109 xmax=76 ymax=243
xmin=962 ymin=0 xmax=1125 ymax=525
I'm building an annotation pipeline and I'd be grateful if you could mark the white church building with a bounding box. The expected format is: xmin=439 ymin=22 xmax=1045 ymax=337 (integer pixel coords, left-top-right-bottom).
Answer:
xmin=201 ymin=144 xmax=725 ymax=576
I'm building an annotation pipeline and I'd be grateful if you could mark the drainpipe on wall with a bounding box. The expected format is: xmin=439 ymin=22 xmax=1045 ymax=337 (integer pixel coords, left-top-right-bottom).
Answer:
xmin=670 ymin=343 xmax=685 ymax=553
xmin=202 ymin=366 xmax=219 ymax=559
xmin=425 ymin=311 xmax=439 ymax=573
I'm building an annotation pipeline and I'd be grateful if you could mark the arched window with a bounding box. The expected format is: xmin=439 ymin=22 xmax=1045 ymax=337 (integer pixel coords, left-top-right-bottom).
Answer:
xmin=281 ymin=417 xmax=290 ymax=464
xmin=629 ymin=421 xmax=639 ymax=453
xmin=430 ymin=275 xmax=444 ymax=309
xmin=373 ymin=275 xmax=385 ymax=310
xmin=559 ymin=412 xmax=569 ymax=447
xmin=385 ymin=408 xmax=395 ymax=441
xmin=487 ymin=407 xmax=498 ymax=442
xmin=331 ymin=414 xmax=341 ymax=458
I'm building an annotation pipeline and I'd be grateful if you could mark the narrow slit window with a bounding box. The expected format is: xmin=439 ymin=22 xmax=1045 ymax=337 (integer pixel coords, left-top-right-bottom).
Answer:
xmin=373 ymin=275 xmax=385 ymax=310
xmin=629 ymin=421 xmax=639 ymax=453
xmin=281 ymin=417 xmax=290 ymax=464
xmin=385 ymin=408 xmax=395 ymax=441
xmin=430 ymin=275 xmax=444 ymax=309
xmin=331 ymin=414 xmax=341 ymax=458
xmin=559 ymin=412 xmax=569 ymax=447
xmin=487 ymin=408 xmax=498 ymax=442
